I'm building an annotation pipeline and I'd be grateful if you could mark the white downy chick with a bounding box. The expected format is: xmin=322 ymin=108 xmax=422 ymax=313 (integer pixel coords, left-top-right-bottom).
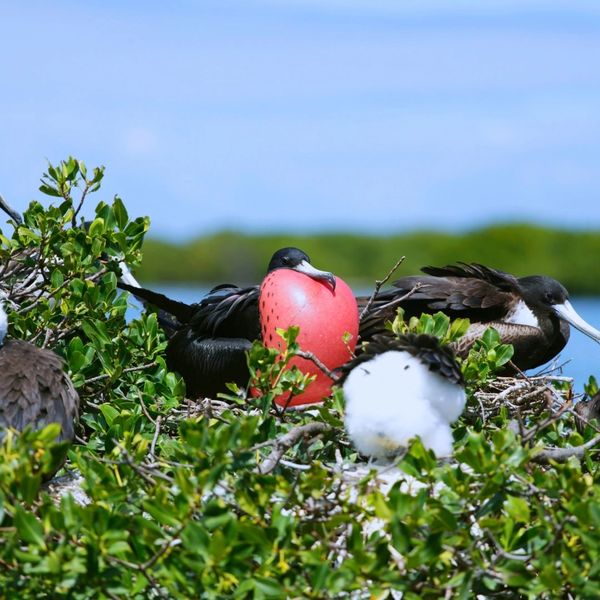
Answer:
xmin=341 ymin=333 xmax=466 ymax=459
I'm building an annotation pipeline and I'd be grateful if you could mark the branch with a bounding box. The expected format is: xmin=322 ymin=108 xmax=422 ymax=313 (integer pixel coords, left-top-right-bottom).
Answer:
xmin=72 ymin=182 xmax=91 ymax=227
xmin=85 ymin=362 xmax=157 ymax=385
xmin=359 ymin=256 xmax=405 ymax=321
xmin=256 ymin=422 xmax=331 ymax=474
xmin=532 ymin=433 xmax=600 ymax=464
xmin=295 ymin=349 xmax=338 ymax=381
xmin=363 ymin=283 xmax=422 ymax=319
xmin=521 ymin=397 xmax=572 ymax=443
xmin=0 ymin=193 xmax=22 ymax=225
xmin=150 ymin=416 xmax=162 ymax=460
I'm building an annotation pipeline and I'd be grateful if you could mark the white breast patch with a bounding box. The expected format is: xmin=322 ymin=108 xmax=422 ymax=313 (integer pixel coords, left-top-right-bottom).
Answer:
xmin=505 ymin=300 xmax=539 ymax=328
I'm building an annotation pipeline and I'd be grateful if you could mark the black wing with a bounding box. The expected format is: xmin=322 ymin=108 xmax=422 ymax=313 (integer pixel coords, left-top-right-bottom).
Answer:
xmin=358 ymin=263 xmax=521 ymax=341
xmin=118 ymin=281 xmax=261 ymax=340
xmin=420 ymin=263 xmax=518 ymax=290
xmin=186 ymin=284 xmax=261 ymax=340
xmin=165 ymin=284 xmax=261 ymax=399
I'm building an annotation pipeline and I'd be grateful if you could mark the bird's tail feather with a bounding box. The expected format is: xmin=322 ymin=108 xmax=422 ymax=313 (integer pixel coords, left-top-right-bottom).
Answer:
xmin=118 ymin=281 xmax=196 ymax=324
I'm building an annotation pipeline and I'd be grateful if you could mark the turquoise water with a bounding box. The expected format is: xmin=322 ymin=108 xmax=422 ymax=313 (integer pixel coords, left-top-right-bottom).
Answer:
xmin=133 ymin=286 xmax=600 ymax=393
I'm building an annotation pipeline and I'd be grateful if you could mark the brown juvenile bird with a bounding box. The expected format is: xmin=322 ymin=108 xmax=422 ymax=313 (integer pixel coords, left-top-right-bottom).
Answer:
xmin=574 ymin=392 xmax=600 ymax=434
xmin=0 ymin=302 xmax=79 ymax=443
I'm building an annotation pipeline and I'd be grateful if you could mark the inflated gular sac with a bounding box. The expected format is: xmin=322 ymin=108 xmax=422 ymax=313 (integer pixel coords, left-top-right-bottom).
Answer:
xmin=260 ymin=270 xmax=359 ymax=407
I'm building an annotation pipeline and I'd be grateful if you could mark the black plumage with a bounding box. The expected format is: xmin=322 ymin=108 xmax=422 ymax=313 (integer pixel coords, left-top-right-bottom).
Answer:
xmin=118 ymin=247 xmax=336 ymax=399
xmin=359 ymin=263 xmax=600 ymax=371
xmin=339 ymin=333 xmax=464 ymax=385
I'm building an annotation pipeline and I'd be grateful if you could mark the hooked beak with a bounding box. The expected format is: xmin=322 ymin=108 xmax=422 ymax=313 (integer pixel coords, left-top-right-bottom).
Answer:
xmin=293 ymin=260 xmax=336 ymax=290
xmin=553 ymin=300 xmax=600 ymax=343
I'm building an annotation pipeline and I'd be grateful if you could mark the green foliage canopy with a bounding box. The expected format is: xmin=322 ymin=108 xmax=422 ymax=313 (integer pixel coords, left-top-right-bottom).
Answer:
xmin=0 ymin=159 xmax=599 ymax=598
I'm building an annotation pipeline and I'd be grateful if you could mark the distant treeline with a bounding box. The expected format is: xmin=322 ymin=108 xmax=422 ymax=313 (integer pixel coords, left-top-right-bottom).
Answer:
xmin=137 ymin=223 xmax=600 ymax=294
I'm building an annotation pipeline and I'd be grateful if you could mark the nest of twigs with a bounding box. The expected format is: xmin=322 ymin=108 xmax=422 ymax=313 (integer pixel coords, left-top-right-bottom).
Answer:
xmin=467 ymin=373 xmax=573 ymax=422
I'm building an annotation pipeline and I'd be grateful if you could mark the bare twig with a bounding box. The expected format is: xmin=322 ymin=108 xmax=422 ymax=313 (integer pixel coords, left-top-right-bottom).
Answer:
xmin=17 ymin=277 xmax=72 ymax=314
xmin=359 ymin=255 xmax=406 ymax=321
xmin=85 ymin=267 xmax=109 ymax=283
xmin=72 ymin=182 xmax=91 ymax=227
xmin=137 ymin=391 xmax=157 ymax=425
xmin=296 ymin=349 xmax=338 ymax=381
xmin=85 ymin=362 xmax=157 ymax=385
xmin=279 ymin=459 xmax=311 ymax=470
xmin=494 ymin=381 xmax=529 ymax=403
xmin=257 ymin=422 xmax=331 ymax=474
xmin=150 ymin=416 xmax=162 ymax=460
xmin=522 ymin=399 xmax=573 ymax=443
xmin=363 ymin=283 xmax=422 ymax=319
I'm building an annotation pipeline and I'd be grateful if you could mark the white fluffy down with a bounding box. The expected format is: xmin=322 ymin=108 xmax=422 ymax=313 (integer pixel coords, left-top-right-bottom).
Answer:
xmin=343 ymin=351 xmax=466 ymax=459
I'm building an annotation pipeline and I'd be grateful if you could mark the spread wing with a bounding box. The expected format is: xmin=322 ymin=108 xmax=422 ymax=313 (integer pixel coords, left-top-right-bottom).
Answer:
xmin=0 ymin=341 xmax=79 ymax=441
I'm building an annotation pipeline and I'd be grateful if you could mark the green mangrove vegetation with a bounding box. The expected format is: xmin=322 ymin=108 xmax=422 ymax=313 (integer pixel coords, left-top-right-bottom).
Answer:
xmin=1 ymin=159 xmax=600 ymax=598
xmin=139 ymin=225 xmax=600 ymax=294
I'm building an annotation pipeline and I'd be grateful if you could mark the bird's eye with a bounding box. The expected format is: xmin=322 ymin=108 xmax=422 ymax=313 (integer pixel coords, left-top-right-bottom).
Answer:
xmin=282 ymin=257 xmax=291 ymax=265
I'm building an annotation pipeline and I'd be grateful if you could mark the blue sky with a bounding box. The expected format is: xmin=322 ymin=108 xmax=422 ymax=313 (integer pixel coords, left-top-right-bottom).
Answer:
xmin=1 ymin=0 xmax=600 ymax=239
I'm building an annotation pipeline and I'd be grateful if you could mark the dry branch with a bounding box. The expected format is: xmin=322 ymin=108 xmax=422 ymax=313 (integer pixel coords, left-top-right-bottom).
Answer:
xmin=533 ymin=433 xmax=600 ymax=464
xmin=296 ymin=349 xmax=338 ymax=381
xmin=256 ymin=422 xmax=331 ymax=474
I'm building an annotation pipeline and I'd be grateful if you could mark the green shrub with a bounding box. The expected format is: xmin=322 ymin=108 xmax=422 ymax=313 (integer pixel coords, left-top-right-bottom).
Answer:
xmin=0 ymin=159 xmax=598 ymax=598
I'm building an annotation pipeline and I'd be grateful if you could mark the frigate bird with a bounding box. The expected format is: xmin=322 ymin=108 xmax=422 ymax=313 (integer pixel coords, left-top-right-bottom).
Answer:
xmin=341 ymin=333 xmax=466 ymax=458
xmin=359 ymin=263 xmax=600 ymax=371
xmin=118 ymin=247 xmax=348 ymax=399
xmin=0 ymin=302 xmax=79 ymax=442
xmin=574 ymin=391 xmax=600 ymax=433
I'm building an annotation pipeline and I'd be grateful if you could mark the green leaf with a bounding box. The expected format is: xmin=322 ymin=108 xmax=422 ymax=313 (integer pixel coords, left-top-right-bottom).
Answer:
xmin=113 ymin=197 xmax=129 ymax=229
xmin=15 ymin=506 xmax=46 ymax=548
xmin=504 ymin=495 xmax=530 ymax=523
xmin=481 ymin=327 xmax=500 ymax=347
xmin=100 ymin=404 xmax=120 ymax=425
xmin=88 ymin=218 xmax=105 ymax=237
xmin=141 ymin=500 xmax=181 ymax=527
xmin=495 ymin=343 xmax=514 ymax=366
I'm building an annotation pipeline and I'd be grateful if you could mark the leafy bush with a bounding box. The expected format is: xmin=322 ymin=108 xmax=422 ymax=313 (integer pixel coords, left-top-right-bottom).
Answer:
xmin=0 ymin=159 xmax=598 ymax=598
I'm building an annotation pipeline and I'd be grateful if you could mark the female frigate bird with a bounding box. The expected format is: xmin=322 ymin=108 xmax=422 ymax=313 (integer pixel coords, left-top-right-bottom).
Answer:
xmin=0 ymin=302 xmax=79 ymax=442
xmin=359 ymin=263 xmax=600 ymax=372
xmin=118 ymin=247 xmax=358 ymax=400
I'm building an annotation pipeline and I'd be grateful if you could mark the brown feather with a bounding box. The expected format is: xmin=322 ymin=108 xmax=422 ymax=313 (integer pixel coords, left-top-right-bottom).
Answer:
xmin=0 ymin=340 xmax=79 ymax=441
